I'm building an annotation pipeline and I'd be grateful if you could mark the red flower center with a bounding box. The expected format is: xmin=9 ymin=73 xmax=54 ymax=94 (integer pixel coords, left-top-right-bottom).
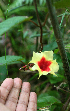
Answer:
xmin=37 ymin=56 xmax=52 ymax=72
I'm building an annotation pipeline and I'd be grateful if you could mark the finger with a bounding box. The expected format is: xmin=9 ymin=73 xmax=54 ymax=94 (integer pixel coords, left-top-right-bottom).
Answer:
xmin=0 ymin=91 xmax=1 ymax=103
xmin=0 ymin=103 xmax=11 ymax=111
xmin=27 ymin=92 xmax=37 ymax=111
xmin=5 ymin=78 xmax=22 ymax=111
xmin=0 ymin=78 xmax=14 ymax=104
xmin=16 ymin=82 xmax=31 ymax=111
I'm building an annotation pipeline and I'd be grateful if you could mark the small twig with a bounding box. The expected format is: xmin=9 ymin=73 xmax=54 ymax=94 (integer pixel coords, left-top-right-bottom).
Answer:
xmin=20 ymin=61 xmax=25 ymax=65
xmin=34 ymin=0 xmax=41 ymax=26
xmin=62 ymin=96 xmax=70 ymax=111
xmin=42 ymin=13 xmax=49 ymax=26
xmin=67 ymin=105 xmax=70 ymax=111
xmin=34 ymin=0 xmax=43 ymax=51
xmin=42 ymin=83 xmax=50 ymax=93
xmin=36 ymin=37 xmax=38 ymax=52
xmin=58 ymin=87 xmax=70 ymax=93
xmin=40 ymin=26 xmax=43 ymax=51
xmin=57 ymin=82 xmax=70 ymax=93
xmin=29 ymin=20 xmax=39 ymax=27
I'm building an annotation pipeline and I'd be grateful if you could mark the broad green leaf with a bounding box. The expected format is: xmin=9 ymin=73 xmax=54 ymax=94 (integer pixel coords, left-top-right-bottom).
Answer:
xmin=5 ymin=6 xmax=46 ymax=16
xmin=37 ymin=94 xmax=61 ymax=108
xmin=53 ymin=53 xmax=65 ymax=76
xmin=30 ymin=33 xmax=48 ymax=38
xmin=48 ymin=74 xmax=65 ymax=84
xmin=54 ymin=0 xmax=70 ymax=9
xmin=65 ymin=44 xmax=70 ymax=49
xmin=0 ymin=56 xmax=24 ymax=65
xmin=49 ymin=105 xmax=56 ymax=111
xmin=47 ymin=91 xmax=60 ymax=99
xmin=6 ymin=0 xmax=45 ymax=11
xmin=7 ymin=0 xmax=25 ymax=10
xmin=49 ymin=103 xmax=62 ymax=111
xmin=0 ymin=65 xmax=7 ymax=83
xmin=0 ymin=16 xmax=32 ymax=36
xmin=43 ymin=41 xmax=58 ymax=51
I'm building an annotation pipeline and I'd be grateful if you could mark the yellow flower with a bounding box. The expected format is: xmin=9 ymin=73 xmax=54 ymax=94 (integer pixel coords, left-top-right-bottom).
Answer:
xmin=29 ymin=51 xmax=59 ymax=78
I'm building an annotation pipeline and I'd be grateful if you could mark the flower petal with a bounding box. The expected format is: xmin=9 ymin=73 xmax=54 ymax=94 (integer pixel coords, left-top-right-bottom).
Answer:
xmin=29 ymin=51 xmax=43 ymax=63
xmin=43 ymin=51 xmax=53 ymax=60
xmin=29 ymin=51 xmax=59 ymax=78
xmin=50 ymin=60 xmax=59 ymax=72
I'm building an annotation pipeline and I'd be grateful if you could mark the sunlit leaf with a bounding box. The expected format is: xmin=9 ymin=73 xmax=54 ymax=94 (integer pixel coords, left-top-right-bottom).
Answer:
xmin=0 ymin=16 xmax=32 ymax=36
xmin=0 ymin=56 xmax=24 ymax=65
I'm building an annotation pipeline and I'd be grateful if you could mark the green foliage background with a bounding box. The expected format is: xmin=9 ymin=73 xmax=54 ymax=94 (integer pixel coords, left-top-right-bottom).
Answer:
xmin=0 ymin=0 xmax=70 ymax=110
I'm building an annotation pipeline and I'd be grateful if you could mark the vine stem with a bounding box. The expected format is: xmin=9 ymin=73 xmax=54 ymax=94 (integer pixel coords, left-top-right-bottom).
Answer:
xmin=46 ymin=0 xmax=70 ymax=89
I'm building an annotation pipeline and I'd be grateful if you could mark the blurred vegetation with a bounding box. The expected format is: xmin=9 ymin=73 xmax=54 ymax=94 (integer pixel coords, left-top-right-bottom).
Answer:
xmin=0 ymin=0 xmax=70 ymax=110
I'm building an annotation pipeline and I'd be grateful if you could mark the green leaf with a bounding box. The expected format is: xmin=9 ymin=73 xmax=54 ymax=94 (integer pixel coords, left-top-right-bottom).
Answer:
xmin=0 ymin=56 xmax=24 ymax=65
xmin=54 ymin=49 xmax=59 ymax=54
xmin=67 ymin=52 xmax=70 ymax=61
xmin=37 ymin=93 xmax=61 ymax=108
xmin=65 ymin=44 xmax=70 ymax=49
xmin=5 ymin=6 xmax=46 ymax=16
xmin=43 ymin=41 xmax=58 ymax=51
xmin=0 ymin=65 xmax=7 ymax=82
xmin=47 ymin=90 xmax=60 ymax=99
xmin=23 ymin=31 xmax=28 ymax=38
xmin=54 ymin=0 xmax=70 ymax=9
xmin=49 ymin=103 xmax=62 ymax=111
xmin=7 ymin=0 xmax=25 ymax=10
xmin=48 ymin=74 xmax=65 ymax=84
xmin=30 ymin=33 xmax=48 ymax=38
xmin=0 ymin=16 xmax=32 ymax=36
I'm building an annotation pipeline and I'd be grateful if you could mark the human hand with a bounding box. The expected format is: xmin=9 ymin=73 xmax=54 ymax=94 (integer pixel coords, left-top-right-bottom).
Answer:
xmin=0 ymin=78 xmax=37 ymax=111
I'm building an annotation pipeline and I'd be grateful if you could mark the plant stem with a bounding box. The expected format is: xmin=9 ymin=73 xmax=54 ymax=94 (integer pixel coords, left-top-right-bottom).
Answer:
xmin=34 ymin=0 xmax=43 ymax=51
xmin=29 ymin=20 xmax=39 ymax=27
xmin=42 ymin=13 xmax=49 ymax=26
xmin=34 ymin=0 xmax=41 ymax=26
xmin=36 ymin=37 xmax=38 ymax=52
xmin=46 ymin=0 xmax=70 ymax=89
xmin=62 ymin=96 xmax=70 ymax=111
